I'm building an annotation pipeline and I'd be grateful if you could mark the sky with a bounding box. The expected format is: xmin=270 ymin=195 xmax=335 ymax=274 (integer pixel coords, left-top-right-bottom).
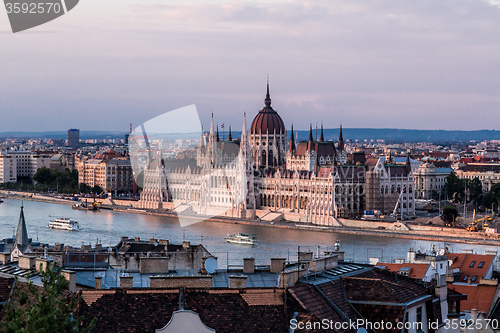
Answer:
xmin=1 ymin=0 xmax=500 ymax=132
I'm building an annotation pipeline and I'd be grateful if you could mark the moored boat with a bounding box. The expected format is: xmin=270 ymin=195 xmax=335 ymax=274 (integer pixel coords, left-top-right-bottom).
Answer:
xmin=224 ymin=233 xmax=258 ymax=245
xmin=48 ymin=218 xmax=82 ymax=231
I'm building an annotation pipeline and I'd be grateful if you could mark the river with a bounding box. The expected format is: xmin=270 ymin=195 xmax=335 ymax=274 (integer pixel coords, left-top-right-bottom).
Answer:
xmin=0 ymin=198 xmax=498 ymax=268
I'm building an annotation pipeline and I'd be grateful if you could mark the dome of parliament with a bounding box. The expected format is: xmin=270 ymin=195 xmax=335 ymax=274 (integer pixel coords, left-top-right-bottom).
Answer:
xmin=250 ymin=83 xmax=285 ymax=135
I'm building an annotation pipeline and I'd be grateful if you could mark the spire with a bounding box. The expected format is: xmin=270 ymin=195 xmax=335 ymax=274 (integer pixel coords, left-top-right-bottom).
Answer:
xmin=405 ymin=149 xmax=411 ymax=173
xmin=199 ymin=126 xmax=205 ymax=150
xmin=209 ymin=113 xmax=215 ymax=141
xmin=308 ymin=124 xmax=314 ymax=151
xmin=227 ymin=126 xmax=232 ymax=141
xmin=240 ymin=112 xmax=251 ymax=171
xmin=241 ymin=112 xmax=247 ymax=142
xmin=320 ymin=122 xmax=324 ymax=142
xmin=216 ymin=123 xmax=220 ymax=142
xmin=338 ymin=124 xmax=344 ymax=151
xmin=15 ymin=202 xmax=29 ymax=246
xmin=289 ymin=124 xmax=296 ymax=153
xmin=265 ymin=77 xmax=271 ymax=108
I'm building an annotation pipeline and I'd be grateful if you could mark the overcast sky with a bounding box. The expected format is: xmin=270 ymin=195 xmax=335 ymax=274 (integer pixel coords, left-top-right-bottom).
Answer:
xmin=1 ymin=0 xmax=500 ymax=132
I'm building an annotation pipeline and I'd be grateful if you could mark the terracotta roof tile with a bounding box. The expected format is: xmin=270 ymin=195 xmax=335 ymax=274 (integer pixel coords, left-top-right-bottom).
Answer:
xmin=375 ymin=262 xmax=430 ymax=280
xmin=447 ymin=253 xmax=495 ymax=281
xmin=449 ymin=284 xmax=497 ymax=313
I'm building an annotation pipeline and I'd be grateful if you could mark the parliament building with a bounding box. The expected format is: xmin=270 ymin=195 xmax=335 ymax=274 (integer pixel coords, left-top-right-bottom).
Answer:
xmin=136 ymin=83 xmax=415 ymax=225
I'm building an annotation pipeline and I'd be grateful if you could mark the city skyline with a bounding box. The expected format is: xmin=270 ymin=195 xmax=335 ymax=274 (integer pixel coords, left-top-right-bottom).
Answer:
xmin=2 ymin=0 xmax=500 ymax=132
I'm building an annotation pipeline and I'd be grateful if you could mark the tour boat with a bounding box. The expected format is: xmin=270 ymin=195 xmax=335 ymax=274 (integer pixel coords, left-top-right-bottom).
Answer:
xmin=47 ymin=218 xmax=82 ymax=231
xmin=224 ymin=233 xmax=258 ymax=245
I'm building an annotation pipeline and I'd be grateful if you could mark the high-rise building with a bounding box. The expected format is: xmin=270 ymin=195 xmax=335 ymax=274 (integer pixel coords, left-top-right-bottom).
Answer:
xmin=67 ymin=128 xmax=80 ymax=147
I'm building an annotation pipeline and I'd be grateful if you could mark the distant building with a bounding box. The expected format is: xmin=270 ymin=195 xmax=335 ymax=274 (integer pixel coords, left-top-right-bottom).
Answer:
xmin=0 ymin=151 xmax=51 ymax=180
xmin=67 ymin=128 xmax=80 ymax=147
xmin=414 ymin=163 xmax=452 ymax=200
xmin=0 ymin=155 xmax=16 ymax=183
xmin=108 ymin=237 xmax=211 ymax=272
xmin=455 ymin=163 xmax=500 ymax=192
xmin=77 ymin=153 xmax=133 ymax=193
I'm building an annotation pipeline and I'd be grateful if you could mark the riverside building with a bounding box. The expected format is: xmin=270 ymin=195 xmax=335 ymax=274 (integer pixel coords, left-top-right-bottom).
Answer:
xmin=135 ymin=83 xmax=415 ymax=224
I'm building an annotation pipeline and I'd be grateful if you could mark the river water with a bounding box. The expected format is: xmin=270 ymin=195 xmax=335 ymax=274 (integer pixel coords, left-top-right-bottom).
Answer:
xmin=0 ymin=199 xmax=498 ymax=267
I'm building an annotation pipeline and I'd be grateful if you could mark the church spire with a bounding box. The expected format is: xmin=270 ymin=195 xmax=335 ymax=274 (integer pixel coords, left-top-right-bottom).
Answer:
xmin=15 ymin=201 xmax=29 ymax=246
xmin=265 ymin=77 xmax=271 ymax=107
xmin=338 ymin=124 xmax=344 ymax=151
xmin=227 ymin=126 xmax=232 ymax=141
xmin=289 ymin=124 xmax=296 ymax=153
xmin=320 ymin=122 xmax=324 ymax=142
xmin=308 ymin=124 xmax=314 ymax=151
xmin=216 ymin=123 xmax=220 ymax=142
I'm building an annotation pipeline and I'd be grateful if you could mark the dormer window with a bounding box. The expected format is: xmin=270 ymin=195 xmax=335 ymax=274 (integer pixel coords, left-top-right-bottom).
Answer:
xmin=478 ymin=261 xmax=485 ymax=268
xmin=469 ymin=261 xmax=476 ymax=268
xmin=471 ymin=276 xmax=478 ymax=282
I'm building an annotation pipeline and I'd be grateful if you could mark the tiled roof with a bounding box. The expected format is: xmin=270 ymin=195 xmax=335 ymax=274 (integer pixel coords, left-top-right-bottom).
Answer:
xmin=77 ymin=288 xmax=297 ymax=333
xmin=316 ymin=280 xmax=362 ymax=321
xmin=375 ymin=262 xmax=429 ymax=280
xmin=291 ymin=268 xmax=438 ymax=333
xmin=387 ymin=165 xmax=410 ymax=177
xmin=0 ymin=277 xmax=14 ymax=303
xmin=342 ymin=276 xmax=429 ymax=305
xmin=449 ymin=284 xmax=497 ymax=313
xmin=463 ymin=164 xmax=500 ymax=173
xmin=446 ymin=253 xmax=495 ymax=282
xmin=288 ymin=284 xmax=342 ymax=322
xmin=364 ymin=158 xmax=379 ymax=167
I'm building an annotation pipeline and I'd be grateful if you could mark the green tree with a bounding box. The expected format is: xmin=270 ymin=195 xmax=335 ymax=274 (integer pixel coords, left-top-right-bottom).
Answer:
xmin=442 ymin=206 xmax=458 ymax=226
xmin=445 ymin=172 xmax=465 ymax=202
xmin=1 ymin=262 xmax=96 ymax=333
xmin=467 ymin=177 xmax=483 ymax=205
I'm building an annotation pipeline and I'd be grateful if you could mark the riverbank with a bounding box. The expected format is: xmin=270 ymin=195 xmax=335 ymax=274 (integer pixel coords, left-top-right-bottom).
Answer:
xmin=2 ymin=190 xmax=499 ymax=246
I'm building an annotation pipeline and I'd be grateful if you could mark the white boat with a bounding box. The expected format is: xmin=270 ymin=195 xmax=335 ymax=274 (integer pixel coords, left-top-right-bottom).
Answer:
xmin=48 ymin=218 xmax=82 ymax=231
xmin=224 ymin=233 xmax=258 ymax=245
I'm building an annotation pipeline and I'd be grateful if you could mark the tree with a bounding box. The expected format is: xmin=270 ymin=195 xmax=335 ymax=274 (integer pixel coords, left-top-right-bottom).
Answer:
xmin=467 ymin=177 xmax=483 ymax=205
xmin=1 ymin=262 xmax=96 ymax=333
xmin=445 ymin=172 xmax=465 ymax=202
xmin=442 ymin=206 xmax=458 ymax=226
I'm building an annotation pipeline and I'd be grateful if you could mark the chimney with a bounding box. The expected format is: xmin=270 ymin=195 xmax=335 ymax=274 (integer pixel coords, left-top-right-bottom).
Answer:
xmin=134 ymin=237 xmax=140 ymax=242
xmin=120 ymin=275 xmax=134 ymax=288
xmin=182 ymin=241 xmax=190 ymax=249
xmin=243 ymin=258 xmax=255 ymax=274
xmin=159 ymin=239 xmax=169 ymax=245
xmin=62 ymin=270 xmax=76 ymax=292
xmin=471 ymin=309 xmax=477 ymax=321
xmin=228 ymin=275 xmax=247 ymax=289
xmin=95 ymin=276 xmax=103 ymax=290
xmin=298 ymin=252 xmax=313 ymax=262
xmin=121 ymin=236 xmax=128 ymax=242
xmin=407 ymin=249 xmax=415 ymax=263
xmin=270 ymin=258 xmax=286 ymax=273
xmin=150 ymin=238 xmax=158 ymax=244
xmin=18 ymin=255 xmax=36 ymax=270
